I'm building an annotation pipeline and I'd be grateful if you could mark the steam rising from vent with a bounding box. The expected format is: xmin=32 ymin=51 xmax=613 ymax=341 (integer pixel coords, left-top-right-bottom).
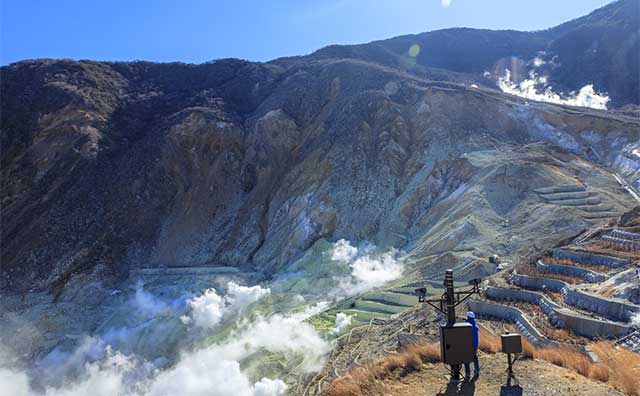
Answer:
xmin=331 ymin=239 xmax=404 ymax=296
xmin=330 ymin=312 xmax=354 ymax=335
xmin=253 ymin=378 xmax=288 ymax=396
xmin=498 ymin=69 xmax=610 ymax=110
xmin=632 ymin=312 xmax=640 ymax=327
xmin=0 ymin=285 xmax=324 ymax=396
xmin=134 ymin=280 xmax=169 ymax=315
xmin=180 ymin=282 xmax=270 ymax=328
xmin=331 ymin=239 xmax=358 ymax=262
xmin=0 ymin=243 xmax=398 ymax=396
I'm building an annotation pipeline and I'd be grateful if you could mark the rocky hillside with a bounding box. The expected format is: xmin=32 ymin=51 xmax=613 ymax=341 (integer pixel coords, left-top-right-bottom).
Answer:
xmin=1 ymin=0 xmax=639 ymax=299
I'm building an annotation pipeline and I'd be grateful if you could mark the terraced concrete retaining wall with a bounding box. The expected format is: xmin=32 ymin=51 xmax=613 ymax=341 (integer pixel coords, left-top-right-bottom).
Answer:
xmin=564 ymin=288 xmax=640 ymax=323
xmin=552 ymin=249 xmax=630 ymax=268
xmin=602 ymin=235 xmax=640 ymax=248
xmin=610 ymin=230 xmax=640 ymax=240
xmin=537 ymin=260 xmax=606 ymax=283
xmin=467 ymin=300 xmax=554 ymax=346
xmin=556 ymin=309 xmax=630 ymax=339
xmin=511 ymin=273 xmax=640 ymax=324
xmin=484 ymin=287 xmax=631 ymax=339
xmin=511 ymin=272 xmax=567 ymax=292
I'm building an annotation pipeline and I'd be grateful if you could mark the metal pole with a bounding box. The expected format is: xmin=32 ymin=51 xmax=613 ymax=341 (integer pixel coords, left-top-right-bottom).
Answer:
xmin=444 ymin=269 xmax=460 ymax=381
xmin=445 ymin=269 xmax=456 ymax=325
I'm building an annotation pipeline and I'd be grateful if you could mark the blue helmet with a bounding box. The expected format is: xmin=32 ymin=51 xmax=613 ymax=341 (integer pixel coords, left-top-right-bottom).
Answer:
xmin=466 ymin=311 xmax=475 ymax=319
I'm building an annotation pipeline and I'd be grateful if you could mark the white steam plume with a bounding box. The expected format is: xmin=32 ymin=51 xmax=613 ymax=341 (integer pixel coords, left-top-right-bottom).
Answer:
xmin=0 ymin=368 xmax=29 ymax=396
xmin=253 ymin=378 xmax=288 ymax=396
xmin=330 ymin=239 xmax=404 ymax=296
xmin=631 ymin=311 xmax=640 ymax=327
xmin=330 ymin=239 xmax=358 ymax=262
xmin=1 ymin=286 xmax=324 ymax=396
xmin=133 ymin=280 xmax=169 ymax=316
xmin=498 ymin=69 xmax=610 ymax=110
xmin=180 ymin=282 xmax=270 ymax=328
xmin=149 ymin=303 xmax=329 ymax=395
xmin=330 ymin=312 xmax=354 ymax=335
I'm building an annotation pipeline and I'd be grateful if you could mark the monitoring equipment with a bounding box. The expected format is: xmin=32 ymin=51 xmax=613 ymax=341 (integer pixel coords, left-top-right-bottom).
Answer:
xmin=441 ymin=322 xmax=474 ymax=365
xmin=416 ymin=269 xmax=482 ymax=382
xmin=501 ymin=332 xmax=522 ymax=384
xmin=501 ymin=333 xmax=522 ymax=354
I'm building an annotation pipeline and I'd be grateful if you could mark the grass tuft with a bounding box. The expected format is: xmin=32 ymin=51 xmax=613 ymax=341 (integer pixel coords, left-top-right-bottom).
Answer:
xmin=326 ymin=341 xmax=441 ymax=396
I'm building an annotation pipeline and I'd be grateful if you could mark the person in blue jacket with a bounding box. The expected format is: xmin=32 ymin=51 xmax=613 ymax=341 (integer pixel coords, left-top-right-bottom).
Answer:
xmin=464 ymin=311 xmax=480 ymax=380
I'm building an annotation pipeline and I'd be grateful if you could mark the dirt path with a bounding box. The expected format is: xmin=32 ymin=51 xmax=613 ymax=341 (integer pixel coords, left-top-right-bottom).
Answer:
xmin=383 ymin=352 xmax=623 ymax=396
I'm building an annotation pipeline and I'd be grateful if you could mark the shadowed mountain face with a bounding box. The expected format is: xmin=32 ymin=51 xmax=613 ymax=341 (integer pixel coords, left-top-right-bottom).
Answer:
xmin=1 ymin=0 xmax=639 ymax=296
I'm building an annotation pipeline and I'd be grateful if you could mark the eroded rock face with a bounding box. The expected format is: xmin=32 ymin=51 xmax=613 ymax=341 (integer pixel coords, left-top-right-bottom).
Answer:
xmin=1 ymin=54 xmax=639 ymax=294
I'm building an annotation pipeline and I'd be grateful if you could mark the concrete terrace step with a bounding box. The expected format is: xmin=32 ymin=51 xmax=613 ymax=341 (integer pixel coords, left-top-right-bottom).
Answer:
xmin=579 ymin=205 xmax=615 ymax=213
xmin=534 ymin=185 xmax=585 ymax=194
xmin=484 ymin=286 xmax=632 ymax=338
xmin=543 ymin=197 xmax=602 ymax=206
xmin=602 ymin=235 xmax=640 ymax=248
xmin=540 ymin=191 xmax=593 ymax=201
xmin=130 ymin=266 xmax=241 ymax=277
xmin=581 ymin=211 xmax=620 ymax=220
xmin=536 ymin=260 xmax=606 ymax=283
xmin=510 ymin=272 xmax=639 ymax=323
xmin=610 ymin=230 xmax=640 ymax=241
xmin=552 ymin=248 xmax=631 ymax=268
xmin=354 ymin=300 xmax=407 ymax=315
xmin=360 ymin=291 xmax=417 ymax=307
xmin=467 ymin=300 xmax=557 ymax=347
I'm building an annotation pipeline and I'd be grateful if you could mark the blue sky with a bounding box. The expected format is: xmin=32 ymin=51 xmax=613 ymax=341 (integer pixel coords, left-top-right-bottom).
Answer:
xmin=1 ymin=0 xmax=612 ymax=65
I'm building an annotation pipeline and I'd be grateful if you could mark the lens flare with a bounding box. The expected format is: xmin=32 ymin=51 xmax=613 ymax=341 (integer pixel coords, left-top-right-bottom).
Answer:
xmin=408 ymin=44 xmax=420 ymax=58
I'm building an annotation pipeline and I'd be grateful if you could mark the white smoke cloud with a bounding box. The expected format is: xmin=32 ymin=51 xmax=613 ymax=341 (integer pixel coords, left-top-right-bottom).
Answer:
xmin=133 ymin=281 xmax=169 ymax=316
xmin=43 ymin=347 xmax=134 ymax=396
xmin=631 ymin=311 xmax=640 ymax=327
xmin=253 ymin=378 xmax=287 ymax=396
xmin=1 ymin=287 xmax=325 ymax=396
xmin=180 ymin=282 xmax=270 ymax=328
xmin=0 ymin=368 xmax=29 ymax=396
xmin=330 ymin=239 xmax=404 ymax=296
xmin=498 ymin=69 xmax=610 ymax=110
xmin=532 ymin=57 xmax=546 ymax=67
xmin=331 ymin=239 xmax=358 ymax=262
xmin=351 ymin=253 xmax=403 ymax=287
xmin=441 ymin=0 xmax=452 ymax=8
xmin=330 ymin=312 xmax=354 ymax=335
xmin=149 ymin=303 xmax=329 ymax=396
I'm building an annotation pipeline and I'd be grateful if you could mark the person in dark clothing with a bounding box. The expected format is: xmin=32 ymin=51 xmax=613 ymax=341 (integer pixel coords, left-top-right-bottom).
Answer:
xmin=464 ymin=311 xmax=480 ymax=380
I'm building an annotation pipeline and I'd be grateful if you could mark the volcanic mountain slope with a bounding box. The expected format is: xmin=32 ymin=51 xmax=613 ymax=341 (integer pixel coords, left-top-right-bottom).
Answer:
xmin=2 ymin=54 xmax=639 ymax=297
xmin=1 ymin=0 xmax=640 ymax=375
xmin=312 ymin=209 xmax=640 ymax=396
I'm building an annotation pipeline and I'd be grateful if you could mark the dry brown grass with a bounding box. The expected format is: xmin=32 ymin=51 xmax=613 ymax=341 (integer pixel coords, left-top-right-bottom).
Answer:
xmin=598 ymin=284 xmax=618 ymax=298
xmin=478 ymin=328 xmax=501 ymax=353
xmin=515 ymin=264 xmax=584 ymax=284
xmin=541 ymin=327 xmax=587 ymax=345
xmin=522 ymin=338 xmax=640 ymax=395
xmin=591 ymin=341 xmax=640 ymax=395
xmin=581 ymin=241 xmax=640 ymax=261
xmin=328 ymin=330 xmax=640 ymax=396
xmin=541 ymin=257 xmax=612 ymax=273
xmin=326 ymin=342 xmax=441 ymax=396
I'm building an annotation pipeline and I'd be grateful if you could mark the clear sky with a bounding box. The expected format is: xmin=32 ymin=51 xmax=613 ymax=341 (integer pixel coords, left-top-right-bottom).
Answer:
xmin=1 ymin=0 xmax=612 ymax=65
